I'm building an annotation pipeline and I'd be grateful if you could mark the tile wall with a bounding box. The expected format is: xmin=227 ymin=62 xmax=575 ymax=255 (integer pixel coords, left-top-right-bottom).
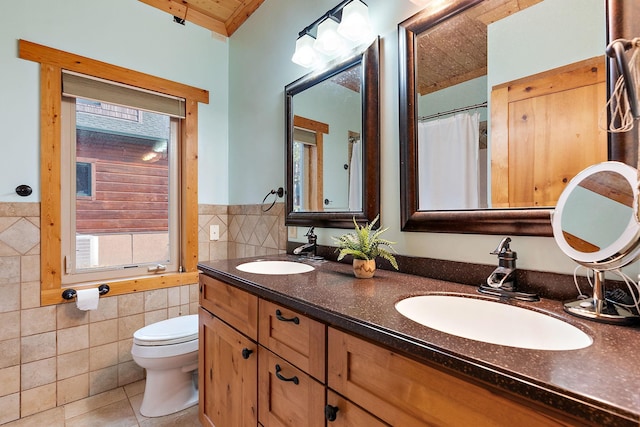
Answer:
xmin=0 ymin=201 xmax=285 ymax=425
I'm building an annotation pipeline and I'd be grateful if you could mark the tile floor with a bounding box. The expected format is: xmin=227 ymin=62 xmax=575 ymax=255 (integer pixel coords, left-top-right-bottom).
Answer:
xmin=3 ymin=380 xmax=201 ymax=427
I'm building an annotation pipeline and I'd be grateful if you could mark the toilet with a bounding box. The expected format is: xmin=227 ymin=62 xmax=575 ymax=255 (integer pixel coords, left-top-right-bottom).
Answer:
xmin=131 ymin=314 xmax=199 ymax=417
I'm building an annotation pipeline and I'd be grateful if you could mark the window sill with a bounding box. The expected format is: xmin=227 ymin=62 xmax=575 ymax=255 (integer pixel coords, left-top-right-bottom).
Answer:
xmin=41 ymin=270 xmax=200 ymax=306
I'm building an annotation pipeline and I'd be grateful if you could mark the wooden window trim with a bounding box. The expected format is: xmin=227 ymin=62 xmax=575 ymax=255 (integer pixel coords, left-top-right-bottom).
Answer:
xmin=18 ymin=40 xmax=209 ymax=306
xmin=293 ymin=115 xmax=328 ymax=211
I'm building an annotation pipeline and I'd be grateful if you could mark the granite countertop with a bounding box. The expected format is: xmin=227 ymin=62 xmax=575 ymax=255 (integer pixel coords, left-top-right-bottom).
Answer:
xmin=198 ymin=255 xmax=640 ymax=426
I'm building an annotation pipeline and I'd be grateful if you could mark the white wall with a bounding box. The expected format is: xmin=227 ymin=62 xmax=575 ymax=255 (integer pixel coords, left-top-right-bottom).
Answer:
xmin=228 ymin=0 xmax=639 ymax=277
xmin=0 ymin=0 xmax=229 ymax=205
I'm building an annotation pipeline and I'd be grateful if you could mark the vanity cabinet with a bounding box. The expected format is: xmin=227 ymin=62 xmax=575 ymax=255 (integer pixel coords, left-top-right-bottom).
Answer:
xmin=258 ymin=349 xmax=325 ymax=426
xmin=258 ymin=299 xmax=326 ymax=426
xmin=326 ymin=390 xmax=389 ymax=427
xmin=199 ymin=275 xmax=258 ymax=427
xmin=327 ymin=328 xmax=574 ymax=427
xmin=199 ymin=271 xmax=584 ymax=427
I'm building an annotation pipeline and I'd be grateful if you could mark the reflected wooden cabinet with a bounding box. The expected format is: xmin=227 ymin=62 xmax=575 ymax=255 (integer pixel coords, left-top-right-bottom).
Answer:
xmin=491 ymin=56 xmax=607 ymax=208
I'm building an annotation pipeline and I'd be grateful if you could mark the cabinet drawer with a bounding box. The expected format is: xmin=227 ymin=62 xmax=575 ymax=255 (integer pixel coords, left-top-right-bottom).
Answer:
xmin=328 ymin=328 xmax=570 ymax=427
xmin=199 ymin=274 xmax=258 ymax=340
xmin=326 ymin=390 xmax=389 ymax=427
xmin=259 ymin=299 xmax=326 ymax=381
xmin=258 ymin=349 xmax=325 ymax=427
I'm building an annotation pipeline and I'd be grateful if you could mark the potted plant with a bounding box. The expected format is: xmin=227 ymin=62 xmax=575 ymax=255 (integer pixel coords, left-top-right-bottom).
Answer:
xmin=332 ymin=215 xmax=398 ymax=278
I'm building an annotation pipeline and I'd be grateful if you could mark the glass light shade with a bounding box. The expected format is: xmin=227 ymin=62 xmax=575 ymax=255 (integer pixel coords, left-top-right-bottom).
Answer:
xmin=337 ymin=0 xmax=373 ymax=43
xmin=291 ymin=34 xmax=317 ymax=67
xmin=313 ymin=18 xmax=344 ymax=56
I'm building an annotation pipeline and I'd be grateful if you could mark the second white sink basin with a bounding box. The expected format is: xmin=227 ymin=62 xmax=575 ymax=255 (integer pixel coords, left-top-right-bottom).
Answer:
xmin=236 ymin=260 xmax=314 ymax=275
xmin=395 ymin=295 xmax=592 ymax=351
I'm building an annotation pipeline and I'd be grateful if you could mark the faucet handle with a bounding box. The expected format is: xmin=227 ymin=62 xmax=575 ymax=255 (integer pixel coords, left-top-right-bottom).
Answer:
xmin=491 ymin=237 xmax=512 ymax=256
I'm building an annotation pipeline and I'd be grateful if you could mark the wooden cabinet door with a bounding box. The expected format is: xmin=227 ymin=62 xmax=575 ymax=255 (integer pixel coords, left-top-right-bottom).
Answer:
xmin=328 ymin=327 xmax=573 ymax=427
xmin=200 ymin=274 xmax=258 ymax=340
xmin=258 ymin=349 xmax=325 ymax=427
xmin=326 ymin=390 xmax=389 ymax=427
xmin=199 ymin=307 xmax=258 ymax=427
xmin=259 ymin=299 xmax=326 ymax=382
xmin=491 ymin=56 xmax=607 ymax=208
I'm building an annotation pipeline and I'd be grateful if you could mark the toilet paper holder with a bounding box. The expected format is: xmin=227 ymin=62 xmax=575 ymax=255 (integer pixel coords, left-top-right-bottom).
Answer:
xmin=62 ymin=284 xmax=110 ymax=300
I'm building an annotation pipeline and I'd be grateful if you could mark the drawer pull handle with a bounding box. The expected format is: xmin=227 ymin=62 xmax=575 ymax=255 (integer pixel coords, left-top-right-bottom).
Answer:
xmin=275 ymin=309 xmax=299 ymax=324
xmin=241 ymin=348 xmax=253 ymax=360
xmin=275 ymin=364 xmax=299 ymax=385
xmin=325 ymin=404 xmax=339 ymax=421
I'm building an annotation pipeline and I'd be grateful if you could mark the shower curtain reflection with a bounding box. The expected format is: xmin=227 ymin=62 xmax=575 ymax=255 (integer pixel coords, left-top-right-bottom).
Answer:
xmin=418 ymin=112 xmax=483 ymax=210
xmin=348 ymin=138 xmax=362 ymax=211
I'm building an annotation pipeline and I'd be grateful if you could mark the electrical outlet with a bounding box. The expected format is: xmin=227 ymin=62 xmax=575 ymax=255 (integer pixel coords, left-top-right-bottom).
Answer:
xmin=209 ymin=225 xmax=219 ymax=241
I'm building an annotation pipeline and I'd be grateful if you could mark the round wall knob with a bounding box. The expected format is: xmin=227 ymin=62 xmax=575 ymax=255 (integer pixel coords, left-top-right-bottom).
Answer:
xmin=15 ymin=185 xmax=32 ymax=197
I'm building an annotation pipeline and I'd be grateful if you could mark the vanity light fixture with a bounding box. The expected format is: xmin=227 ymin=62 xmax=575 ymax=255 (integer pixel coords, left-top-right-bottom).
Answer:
xmin=291 ymin=33 xmax=318 ymax=68
xmin=314 ymin=17 xmax=345 ymax=56
xmin=337 ymin=0 xmax=373 ymax=42
xmin=291 ymin=0 xmax=374 ymax=68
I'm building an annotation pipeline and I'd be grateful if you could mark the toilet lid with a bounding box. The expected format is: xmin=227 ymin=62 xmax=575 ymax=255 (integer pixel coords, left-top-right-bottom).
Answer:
xmin=133 ymin=314 xmax=198 ymax=346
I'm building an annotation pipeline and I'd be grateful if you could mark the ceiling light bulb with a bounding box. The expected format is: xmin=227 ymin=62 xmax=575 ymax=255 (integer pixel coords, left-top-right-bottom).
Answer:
xmin=314 ymin=17 xmax=344 ymax=57
xmin=337 ymin=0 xmax=373 ymax=43
xmin=292 ymin=34 xmax=317 ymax=67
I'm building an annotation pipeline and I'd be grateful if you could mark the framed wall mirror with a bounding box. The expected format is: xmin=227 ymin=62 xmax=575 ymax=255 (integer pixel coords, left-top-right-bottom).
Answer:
xmin=399 ymin=0 xmax=637 ymax=235
xmin=286 ymin=38 xmax=380 ymax=229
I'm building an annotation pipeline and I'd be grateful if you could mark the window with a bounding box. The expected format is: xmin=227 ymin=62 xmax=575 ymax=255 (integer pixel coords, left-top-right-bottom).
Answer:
xmin=61 ymin=91 xmax=179 ymax=284
xmin=19 ymin=40 xmax=208 ymax=305
xmin=76 ymin=161 xmax=93 ymax=198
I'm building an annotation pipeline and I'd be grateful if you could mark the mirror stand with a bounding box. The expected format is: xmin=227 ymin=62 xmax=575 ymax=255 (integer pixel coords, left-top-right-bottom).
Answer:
xmin=564 ymin=270 xmax=639 ymax=325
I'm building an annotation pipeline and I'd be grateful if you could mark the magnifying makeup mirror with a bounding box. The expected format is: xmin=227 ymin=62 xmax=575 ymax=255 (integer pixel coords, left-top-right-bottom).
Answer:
xmin=552 ymin=161 xmax=640 ymax=324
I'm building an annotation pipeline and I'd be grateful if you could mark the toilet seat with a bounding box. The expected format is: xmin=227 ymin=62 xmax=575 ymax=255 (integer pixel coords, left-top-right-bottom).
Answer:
xmin=134 ymin=314 xmax=198 ymax=346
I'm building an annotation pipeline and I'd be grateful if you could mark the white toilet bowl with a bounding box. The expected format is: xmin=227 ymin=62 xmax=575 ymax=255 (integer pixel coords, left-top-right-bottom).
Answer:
xmin=131 ymin=314 xmax=199 ymax=417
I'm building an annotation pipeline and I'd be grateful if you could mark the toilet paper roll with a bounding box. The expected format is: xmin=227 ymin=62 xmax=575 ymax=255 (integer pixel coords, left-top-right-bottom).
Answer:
xmin=76 ymin=288 xmax=100 ymax=311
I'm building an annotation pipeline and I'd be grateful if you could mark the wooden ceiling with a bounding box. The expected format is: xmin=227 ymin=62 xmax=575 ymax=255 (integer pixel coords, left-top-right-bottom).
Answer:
xmin=139 ymin=0 xmax=266 ymax=37
xmin=416 ymin=0 xmax=542 ymax=95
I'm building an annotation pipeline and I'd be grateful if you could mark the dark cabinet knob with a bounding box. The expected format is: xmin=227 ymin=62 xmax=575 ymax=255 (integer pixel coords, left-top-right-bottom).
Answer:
xmin=325 ymin=404 xmax=339 ymax=421
xmin=241 ymin=348 xmax=253 ymax=359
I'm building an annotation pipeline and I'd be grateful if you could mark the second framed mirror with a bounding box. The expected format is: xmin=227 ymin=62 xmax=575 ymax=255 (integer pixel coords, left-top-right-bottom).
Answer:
xmin=285 ymin=38 xmax=380 ymax=229
xmin=399 ymin=0 xmax=615 ymax=235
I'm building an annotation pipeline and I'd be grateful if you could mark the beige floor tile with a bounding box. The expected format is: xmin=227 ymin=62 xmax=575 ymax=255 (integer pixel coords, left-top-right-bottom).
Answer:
xmin=129 ymin=393 xmax=200 ymax=427
xmin=64 ymin=387 xmax=127 ymax=419
xmin=139 ymin=405 xmax=200 ymax=427
xmin=2 ymin=406 xmax=64 ymax=427
xmin=123 ymin=380 xmax=145 ymax=398
xmin=65 ymin=399 xmax=138 ymax=427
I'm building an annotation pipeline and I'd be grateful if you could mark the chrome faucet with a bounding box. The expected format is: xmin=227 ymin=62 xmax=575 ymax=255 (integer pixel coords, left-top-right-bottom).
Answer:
xmin=293 ymin=227 xmax=317 ymax=258
xmin=479 ymin=237 xmax=539 ymax=301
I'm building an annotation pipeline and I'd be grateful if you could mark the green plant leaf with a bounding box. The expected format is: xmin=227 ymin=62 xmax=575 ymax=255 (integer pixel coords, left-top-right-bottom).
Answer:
xmin=332 ymin=215 xmax=398 ymax=269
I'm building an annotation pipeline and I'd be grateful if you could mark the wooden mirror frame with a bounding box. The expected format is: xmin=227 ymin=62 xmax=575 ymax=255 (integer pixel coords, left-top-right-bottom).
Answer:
xmin=285 ymin=38 xmax=380 ymax=229
xmin=399 ymin=0 xmax=637 ymax=236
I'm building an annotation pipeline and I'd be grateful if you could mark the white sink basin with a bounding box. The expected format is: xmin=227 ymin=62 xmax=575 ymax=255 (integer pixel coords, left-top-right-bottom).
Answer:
xmin=395 ymin=295 xmax=592 ymax=351
xmin=236 ymin=260 xmax=314 ymax=275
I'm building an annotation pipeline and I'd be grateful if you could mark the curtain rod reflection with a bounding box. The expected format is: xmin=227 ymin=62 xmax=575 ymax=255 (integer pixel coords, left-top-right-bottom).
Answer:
xmin=419 ymin=101 xmax=487 ymax=122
